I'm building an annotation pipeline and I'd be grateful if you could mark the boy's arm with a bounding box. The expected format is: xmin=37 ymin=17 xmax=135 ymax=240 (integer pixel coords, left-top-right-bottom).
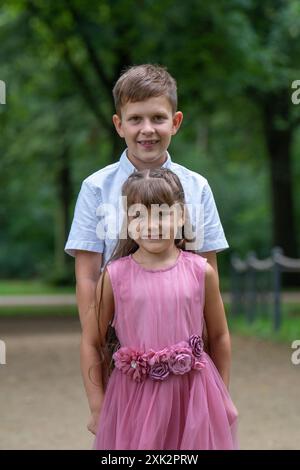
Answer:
xmin=75 ymin=251 xmax=103 ymax=328
xmin=198 ymin=180 xmax=227 ymax=354
xmin=204 ymin=263 xmax=231 ymax=389
xmin=80 ymin=269 xmax=114 ymax=432
xmin=65 ymin=180 xmax=106 ymax=326
xmin=198 ymin=179 xmax=228 ymax=283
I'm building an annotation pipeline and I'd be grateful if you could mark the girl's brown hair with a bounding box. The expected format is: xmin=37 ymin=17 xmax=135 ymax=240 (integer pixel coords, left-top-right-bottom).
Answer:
xmin=95 ymin=168 xmax=196 ymax=390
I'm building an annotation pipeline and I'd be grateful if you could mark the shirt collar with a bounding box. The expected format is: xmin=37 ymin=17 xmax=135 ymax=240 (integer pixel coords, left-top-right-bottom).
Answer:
xmin=120 ymin=149 xmax=172 ymax=175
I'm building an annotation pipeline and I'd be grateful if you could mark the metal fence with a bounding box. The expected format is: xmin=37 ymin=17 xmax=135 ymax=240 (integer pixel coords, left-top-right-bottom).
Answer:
xmin=230 ymin=247 xmax=300 ymax=331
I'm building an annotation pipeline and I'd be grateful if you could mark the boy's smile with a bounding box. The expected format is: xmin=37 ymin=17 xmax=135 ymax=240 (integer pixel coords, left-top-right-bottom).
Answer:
xmin=113 ymin=96 xmax=183 ymax=170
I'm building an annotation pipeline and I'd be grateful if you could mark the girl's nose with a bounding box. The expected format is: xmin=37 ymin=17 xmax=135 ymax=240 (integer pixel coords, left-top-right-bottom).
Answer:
xmin=148 ymin=218 xmax=161 ymax=236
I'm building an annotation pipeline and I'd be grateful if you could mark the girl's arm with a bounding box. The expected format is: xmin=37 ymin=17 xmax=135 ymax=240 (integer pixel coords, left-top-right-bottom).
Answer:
xmin=204 ymin=262 xmax=231 ymax=389
xmin=80 ymin=269 xmax=114 ymax=431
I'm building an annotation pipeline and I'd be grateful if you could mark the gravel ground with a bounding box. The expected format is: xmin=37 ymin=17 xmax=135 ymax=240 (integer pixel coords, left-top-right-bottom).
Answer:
xmin=0 ymin=316 xmax=299 ymax=450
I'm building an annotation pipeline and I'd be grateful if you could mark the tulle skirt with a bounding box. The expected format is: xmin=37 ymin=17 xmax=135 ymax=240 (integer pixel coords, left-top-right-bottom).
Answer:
xmin=93 ymin=352 xmax=238 ymax=450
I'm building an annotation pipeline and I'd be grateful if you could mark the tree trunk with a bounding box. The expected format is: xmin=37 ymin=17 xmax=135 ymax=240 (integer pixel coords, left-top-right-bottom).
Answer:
xmin=263 ymin=92 xmax=298 ymax=257
xmin=263 ymin=91 xmax=299 ymax=286
xmin=54 ymin=145 xmax=72 ymax=282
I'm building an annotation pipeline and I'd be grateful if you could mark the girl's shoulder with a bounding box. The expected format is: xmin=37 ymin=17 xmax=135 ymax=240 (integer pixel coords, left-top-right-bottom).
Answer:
xmin=182 ymin=250 xmax=208 ymax=278
xmin=181 ymin=250 xmax=207 ymax=269
xmin=106 ymin=255 xmax=130 ymax=270
xmin=181 ymin=251 xmax=207 ymax=286
xmin=105 ymin=256 xmax=131 ymax=288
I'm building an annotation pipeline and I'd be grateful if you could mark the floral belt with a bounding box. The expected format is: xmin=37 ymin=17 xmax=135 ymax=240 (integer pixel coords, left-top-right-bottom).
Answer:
xmin=113 ymin=334 xmax=206 ymax=382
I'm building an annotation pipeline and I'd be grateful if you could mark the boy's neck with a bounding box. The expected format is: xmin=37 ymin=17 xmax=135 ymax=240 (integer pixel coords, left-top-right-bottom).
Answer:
xmin=126 ymin=150 xmax=169 ymax=171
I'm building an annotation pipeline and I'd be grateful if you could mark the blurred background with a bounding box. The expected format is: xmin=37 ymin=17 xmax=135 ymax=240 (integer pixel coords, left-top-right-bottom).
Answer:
xmin=0 ymin=0 xmax=300 ymax=450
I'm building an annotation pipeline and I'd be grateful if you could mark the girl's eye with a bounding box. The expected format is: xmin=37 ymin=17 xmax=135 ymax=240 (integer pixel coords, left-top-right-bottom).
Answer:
xmin=132 ymin=211 xmax=144 ymax=219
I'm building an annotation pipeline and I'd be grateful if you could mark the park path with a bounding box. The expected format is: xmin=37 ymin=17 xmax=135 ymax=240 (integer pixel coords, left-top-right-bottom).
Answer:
xmin=0 ymin=316 xmax=299 ymax=450
xmin=1 ymin=291 xmax=300 ymax=306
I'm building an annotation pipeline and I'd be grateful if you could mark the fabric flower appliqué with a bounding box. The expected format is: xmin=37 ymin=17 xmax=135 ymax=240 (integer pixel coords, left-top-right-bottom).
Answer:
xmin=113 ymin=334 xmax=206 ymax=382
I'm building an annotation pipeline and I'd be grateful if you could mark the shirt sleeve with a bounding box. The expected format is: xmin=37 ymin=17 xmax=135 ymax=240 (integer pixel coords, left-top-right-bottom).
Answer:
xmin=64 ymin=181 xmax=105 ymax=257
xmin=199 ymin=181 xmax=229 ymax=253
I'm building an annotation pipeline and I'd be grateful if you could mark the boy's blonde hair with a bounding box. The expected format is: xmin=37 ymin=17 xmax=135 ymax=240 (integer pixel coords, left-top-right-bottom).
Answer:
xmin=112 ymin=64 xmax=177 ymax=115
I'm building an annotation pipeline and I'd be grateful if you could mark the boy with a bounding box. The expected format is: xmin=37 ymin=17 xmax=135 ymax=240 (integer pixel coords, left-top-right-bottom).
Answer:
xmin=65 ymin=64 xmax=228 ymax=327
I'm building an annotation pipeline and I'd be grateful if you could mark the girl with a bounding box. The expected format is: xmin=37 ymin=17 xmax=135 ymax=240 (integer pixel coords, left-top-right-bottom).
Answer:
xmin=80 ymin=168 xmax=238 ymax=450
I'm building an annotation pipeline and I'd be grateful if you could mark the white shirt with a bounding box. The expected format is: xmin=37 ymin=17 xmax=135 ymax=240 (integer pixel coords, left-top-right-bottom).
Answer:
xmin=65 ymin=150 xmax=228 ymax=266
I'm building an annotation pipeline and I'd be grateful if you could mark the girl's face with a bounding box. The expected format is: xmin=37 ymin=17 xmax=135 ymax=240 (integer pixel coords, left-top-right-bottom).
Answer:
xmin=127 ymin=203 xmax=184 ymax=253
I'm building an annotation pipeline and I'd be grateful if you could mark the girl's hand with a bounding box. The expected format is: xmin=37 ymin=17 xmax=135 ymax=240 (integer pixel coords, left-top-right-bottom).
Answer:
xmin=87 ymin=409 xmax=101 ymax=435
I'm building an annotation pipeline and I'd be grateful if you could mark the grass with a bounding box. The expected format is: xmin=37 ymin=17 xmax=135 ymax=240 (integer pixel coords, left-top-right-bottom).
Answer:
xmin=0 ymin=280 xmax=74 ymax=295
xmin=227 ymin=302 xmax=300 ymax=344
xmin=0 ymin=305 xmax=77 ymax=317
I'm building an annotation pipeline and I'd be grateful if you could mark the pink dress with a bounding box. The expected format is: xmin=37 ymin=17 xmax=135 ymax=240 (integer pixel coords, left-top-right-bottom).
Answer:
xmin=94 ymin=249 xmax=238 ymax=450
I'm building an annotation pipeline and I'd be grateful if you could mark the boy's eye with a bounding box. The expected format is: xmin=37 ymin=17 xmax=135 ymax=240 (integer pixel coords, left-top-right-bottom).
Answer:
xmin=153 ymin=116 xmax=165 ymax=122
xmin=129 ymin=116 xmax=140 ymax=122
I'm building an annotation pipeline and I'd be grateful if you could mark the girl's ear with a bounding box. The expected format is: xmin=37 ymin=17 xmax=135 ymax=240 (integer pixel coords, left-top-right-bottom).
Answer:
xmin=177 ymin=205 xmax=186 ymax=227
xmin=174 ymin=205 xmax=185 ymax=242
xmin=112 ymin=114 xmax=125 ymax=138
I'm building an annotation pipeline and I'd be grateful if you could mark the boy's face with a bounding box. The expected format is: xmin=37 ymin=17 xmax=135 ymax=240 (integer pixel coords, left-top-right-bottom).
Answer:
xmin=113 ymin=96 xmax=183 ymax=170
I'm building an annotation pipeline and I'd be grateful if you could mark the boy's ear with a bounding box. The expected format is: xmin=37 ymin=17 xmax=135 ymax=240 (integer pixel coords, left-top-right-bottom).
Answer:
xmin=112 ymin=114 xmax=125 ymax=138
xmin=172 ymin=111 xmax=183 ymax=135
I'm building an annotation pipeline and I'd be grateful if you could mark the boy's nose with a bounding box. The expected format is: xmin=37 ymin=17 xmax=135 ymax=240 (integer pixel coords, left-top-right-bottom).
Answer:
xmin=141 ymin=120 xmax=155 ymax=134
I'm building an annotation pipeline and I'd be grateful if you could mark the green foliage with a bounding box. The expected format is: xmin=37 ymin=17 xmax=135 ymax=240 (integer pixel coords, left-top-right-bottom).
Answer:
xmin=0 ymin=0 xmax=300 ymax=282
xmin=0 ymin=279 xmax=74 ymax=295
xmin=227 ymin=302 xmax=300 ymax=344
xmin=0 ymin=305 xmax=77 ymax=316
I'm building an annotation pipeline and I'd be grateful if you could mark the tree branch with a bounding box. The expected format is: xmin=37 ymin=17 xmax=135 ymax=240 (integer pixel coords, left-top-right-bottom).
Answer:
xmin=63 ymin=48 xmax=111 ymax=131
xmin=25 ymin=0 xmax=111 ymax=130
xmin=64 ymin=0 xmax=112 ymax=92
